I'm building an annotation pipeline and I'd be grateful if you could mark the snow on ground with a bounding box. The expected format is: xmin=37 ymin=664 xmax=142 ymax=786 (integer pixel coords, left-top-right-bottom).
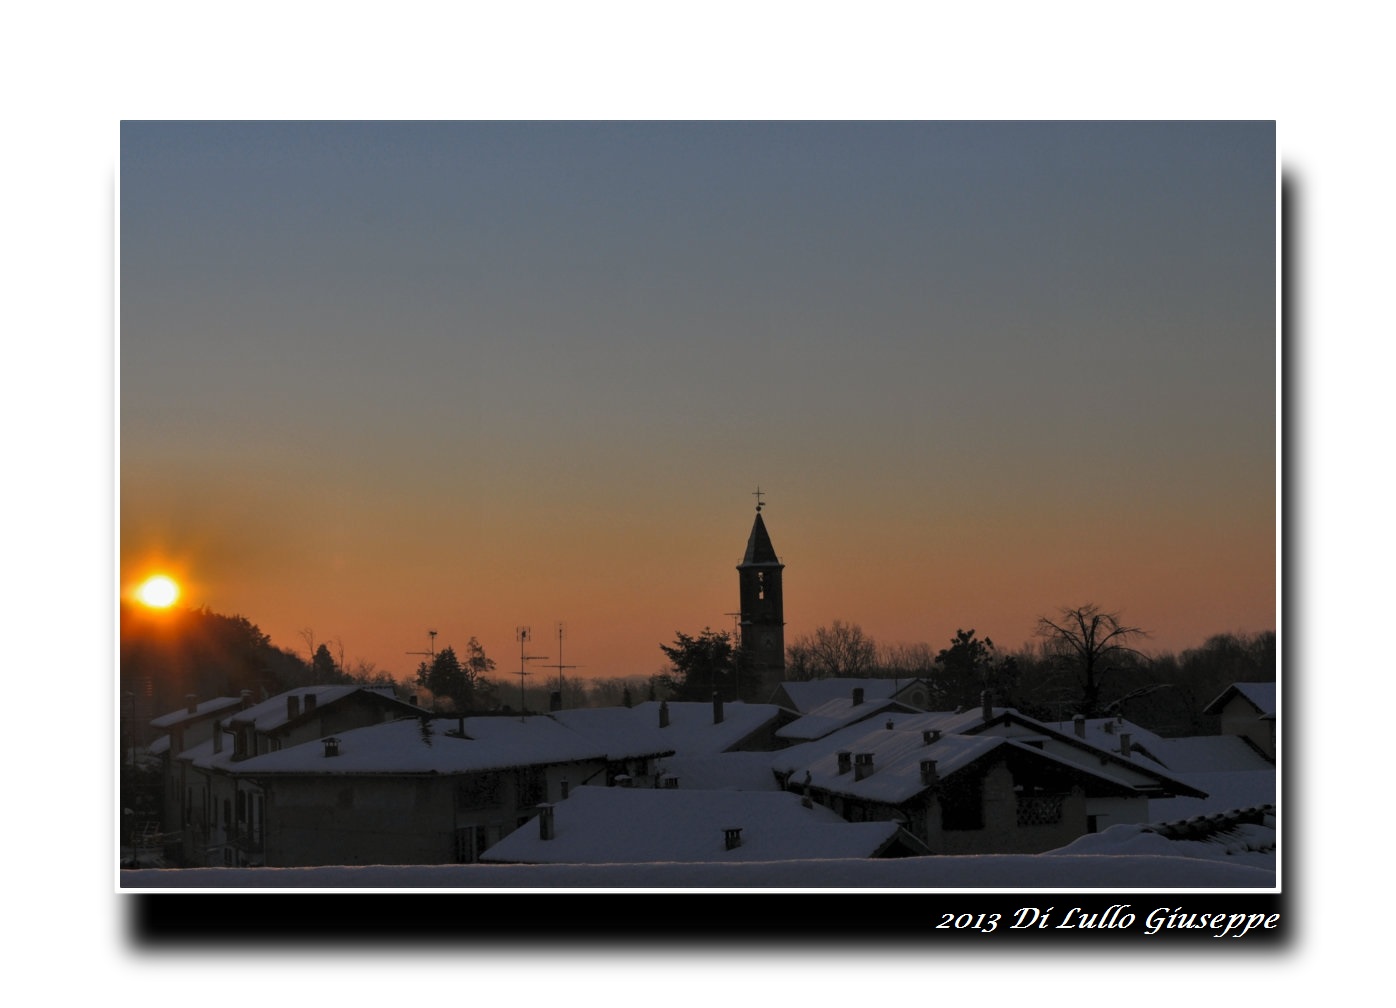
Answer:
xmin=119 ymin=852 xmax=1273 ymax=889
xmin=121 ymin=817 xmax=1276 ymax=889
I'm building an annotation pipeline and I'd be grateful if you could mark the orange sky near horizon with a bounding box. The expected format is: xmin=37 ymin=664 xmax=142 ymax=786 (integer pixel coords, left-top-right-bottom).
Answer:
xmin=119 ymin=122 xmax=1276 ymax=684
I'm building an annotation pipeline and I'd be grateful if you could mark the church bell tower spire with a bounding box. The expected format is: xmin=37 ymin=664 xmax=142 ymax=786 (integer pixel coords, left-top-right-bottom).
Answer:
xmin=737 ymin=489 xmax=785 ymax=697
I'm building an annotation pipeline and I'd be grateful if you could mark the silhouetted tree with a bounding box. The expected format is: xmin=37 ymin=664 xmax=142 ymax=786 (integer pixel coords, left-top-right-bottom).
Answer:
xmin=785 ymin=620 xmax=878 ymax=680
xmin=1035 ymin=604 xmax=1149 ymax=718
xmin=659 ymin=628 xmax=741 ymax=701
xmin=930 ymin=629 xmax=1020 ymax=710
xmin=311 ymin=643 xmax=340 ymax=683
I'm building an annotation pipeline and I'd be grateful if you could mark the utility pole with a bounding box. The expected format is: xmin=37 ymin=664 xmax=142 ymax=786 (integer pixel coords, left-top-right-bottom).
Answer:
xmin=515 ymin=626 xmax=548 ymax=722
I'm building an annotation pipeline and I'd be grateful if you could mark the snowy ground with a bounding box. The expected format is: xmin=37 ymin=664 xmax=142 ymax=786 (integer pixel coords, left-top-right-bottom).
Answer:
xmin=120 ymin=821 xmax=1276 ymax=890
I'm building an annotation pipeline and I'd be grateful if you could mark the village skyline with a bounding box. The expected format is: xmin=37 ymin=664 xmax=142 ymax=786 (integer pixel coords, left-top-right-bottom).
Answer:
xmin=119 ymin=121 xmax=1277 ymax=685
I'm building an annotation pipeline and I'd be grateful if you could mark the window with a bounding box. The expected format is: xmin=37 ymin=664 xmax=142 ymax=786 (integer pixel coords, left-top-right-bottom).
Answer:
xmin=939 ymin=776 xmax=984 ymax=831
xmin=457 ymin=773 xmax=503 ymax=810
xmin=454 ymin=826 xmax=479 ymax=863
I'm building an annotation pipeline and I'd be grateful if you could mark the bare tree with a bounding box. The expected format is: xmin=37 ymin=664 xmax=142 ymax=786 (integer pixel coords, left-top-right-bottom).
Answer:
xmin=785 ymin=620 xmax=878 ymax=679
xmin=1035 ymin=604 xmax=1149 ymax=718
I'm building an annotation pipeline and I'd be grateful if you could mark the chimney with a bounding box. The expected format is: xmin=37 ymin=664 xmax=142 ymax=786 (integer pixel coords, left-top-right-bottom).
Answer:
xmin=287 ymin=695 xmax=301 ymax=720
xmin=538 ymin=804 xmax=555 ymax=841
xmin=303 ymin=693 xmax=316 ymax=714
xmin=659 ymin=699 xmax=670 ymax=729
xmin=408 ymin=694 xmax=418 ymax=706
xmin=852 ymin=687 xmax=864 ymax=706
xmin=186 ymin=694 xmax=198 ymax=714
xmin=854 ymin=752 xmax=874 ymax=780
xmin=212 ymin=722 xmax=222 ymax=754
xmin=560 ymin=778 xmax=569 ymax=800
xmin=549 ymin=690 xmax=561 ymax=713
xmin=322 ymin=736 xmax=340 ymax=757
xmin=1120 ymin=733 xmax=1132 ymax=756
xmin=240 ymin=689 xmax=253 ymax=709
xmin=981 ymin=690 xmax=992 ymax=722
xmin=457 ymin=716 xmax=465 ymax=736
xmin=885 ymin=719 xmax=895 ymax=730
xmin=712 ymin=692 xmax=724 ymax=724
xmin=836 ymin=751 xmax=852 ymax=775
xmin=920 ymin=758 xmax=939 ymax=786
xmin=923 ymin=729 xmax=942 ymax=745
xmin=1074 ymin=714 xmax=1086 ymax=738
xmin=723 ymin=827 xmax=743 ymax=851
xmin=664 ymin=775 xmax=679 ymax=789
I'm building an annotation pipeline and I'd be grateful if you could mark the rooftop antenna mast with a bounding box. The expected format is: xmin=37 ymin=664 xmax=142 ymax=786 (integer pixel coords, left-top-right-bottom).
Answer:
xmin=543 ymin=622 xmax=583 ymax=709
xmin=515 ymin=626 xmax=548 ymax=722
xmin=406 ymin=629 xmax=438 ymax=666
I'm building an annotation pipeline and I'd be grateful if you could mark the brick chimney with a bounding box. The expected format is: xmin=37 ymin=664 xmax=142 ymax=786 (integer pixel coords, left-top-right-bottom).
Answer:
xmin=539 ymin=804 xmax=555 ymax=841
xmin=920 ymin=758 xmax=938 ymax=786
xmin=287 ymin=695 xmax=300 ymax=720
xmin=852 ymin=687 xmax=864 ymax=706
xmin=303 ymin=693 xmax=316 ymax=714
xmin=659 ymin=700 xmax=670 ymax=729
xmin=322 ymin=736 xmax=340 ymax=757
xmin=981 ymin=691 xmax=992 ymax=722
xmin=854 ymin=752 xmax=874 ymax=780
xmin=1120 ymin=733 xmax=1132 ymax=756
xmin=836 ymin=751 xmax=852 ymax=775
xmin=212 ymin=721 xmax=222 ymax=754
xmin=712 ymin=692 xmax=723 ymax=725
xmin=723 ymin=827 xmax=742 ymax=851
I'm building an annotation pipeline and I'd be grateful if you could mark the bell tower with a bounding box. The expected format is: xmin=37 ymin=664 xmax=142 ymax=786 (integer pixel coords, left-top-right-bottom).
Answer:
xmin=737 ymin=490 xmax=785 ymax=695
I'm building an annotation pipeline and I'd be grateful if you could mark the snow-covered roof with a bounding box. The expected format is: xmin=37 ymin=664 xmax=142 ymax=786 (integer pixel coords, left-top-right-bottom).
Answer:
xmin=776 ymin=696 xmax=914 ymax=742
xmin=479 ymin=785 xmax=902 ymax=864
xmin=655 ymin=752 xmax=785 ymax=792
xmin=550 ymin=701 xmax=783 ymax=757
xmin=150 ymin=696 xmax=244 ymax=729
xmin=1203 ymin=681 xmax=1276 ymax=718
xmin=226 ymin=685 xmax=405 ymax=733
xmin=1147 ymin=769 xmax=1276 ymax=822
xmin=1146 ymin=734 xmax=1273 ymax=774
xmin=772 ymin=678 xmax=908 ymax=713
xmin=213 ymin=714 xmax=659 ymax=775
xmin=773 ymin=708 xmax=1206 ymax=803
xmin=1039 ymin=717 xmax=1169 ymax=766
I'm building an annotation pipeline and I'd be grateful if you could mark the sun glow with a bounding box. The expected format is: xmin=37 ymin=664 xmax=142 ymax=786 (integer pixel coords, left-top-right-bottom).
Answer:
xmin=136 ymin=574 xmax=180 ymax=608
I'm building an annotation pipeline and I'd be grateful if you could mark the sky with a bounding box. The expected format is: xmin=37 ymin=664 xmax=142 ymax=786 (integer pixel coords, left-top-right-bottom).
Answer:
xmin=119 ymin=121 xmax=1276 ymax=682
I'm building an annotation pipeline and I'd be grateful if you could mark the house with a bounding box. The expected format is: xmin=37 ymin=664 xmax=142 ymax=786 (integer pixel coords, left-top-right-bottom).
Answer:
xmin=168 ymin=685 xmax=419 ymax=866
xmin=771 ymin=701 xmax=1207 ymax=854
xmin=1203 ymin=682 xmax=1276 ymax=760
xmin=479 ymin=785 xmax=925 ymax=865
xmin=774 ymin=685 xmax=920 ymax=744
xmin=220 ymin=713 xmax=674 ymax=867
xmin=148 ymin=692 xmax=252 ymax=851
xmin=551 ymin=698 xmax=792 ymax=790
xmin=768 ymin=676 xmax=935 ymax=714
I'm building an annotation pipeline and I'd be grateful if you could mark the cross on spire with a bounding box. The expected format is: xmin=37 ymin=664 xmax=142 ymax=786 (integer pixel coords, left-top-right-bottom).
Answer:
xmin=752 ymin=486 xmax=766 ymax=511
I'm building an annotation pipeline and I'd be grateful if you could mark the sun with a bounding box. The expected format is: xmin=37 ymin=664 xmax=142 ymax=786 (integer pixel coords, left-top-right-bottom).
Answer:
xmin=136 ymin=574 xmax=180 ymax=608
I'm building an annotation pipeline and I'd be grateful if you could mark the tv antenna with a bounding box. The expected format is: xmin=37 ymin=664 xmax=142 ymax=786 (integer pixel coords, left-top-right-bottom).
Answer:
xmin=406 ymin=629 xmax=438 ymax=665
xmin=515 ymin=626 xmax=548 ymax=722
xmin=543 ymin=622 xmax=583 ymax=709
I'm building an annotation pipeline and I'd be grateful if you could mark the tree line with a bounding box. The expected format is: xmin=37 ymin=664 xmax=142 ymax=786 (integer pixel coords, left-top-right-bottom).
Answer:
xmin=657 ymin=605 xmax=1275 ymax=736
xmin=121 ymin=600 xmax=1275 ymax=736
